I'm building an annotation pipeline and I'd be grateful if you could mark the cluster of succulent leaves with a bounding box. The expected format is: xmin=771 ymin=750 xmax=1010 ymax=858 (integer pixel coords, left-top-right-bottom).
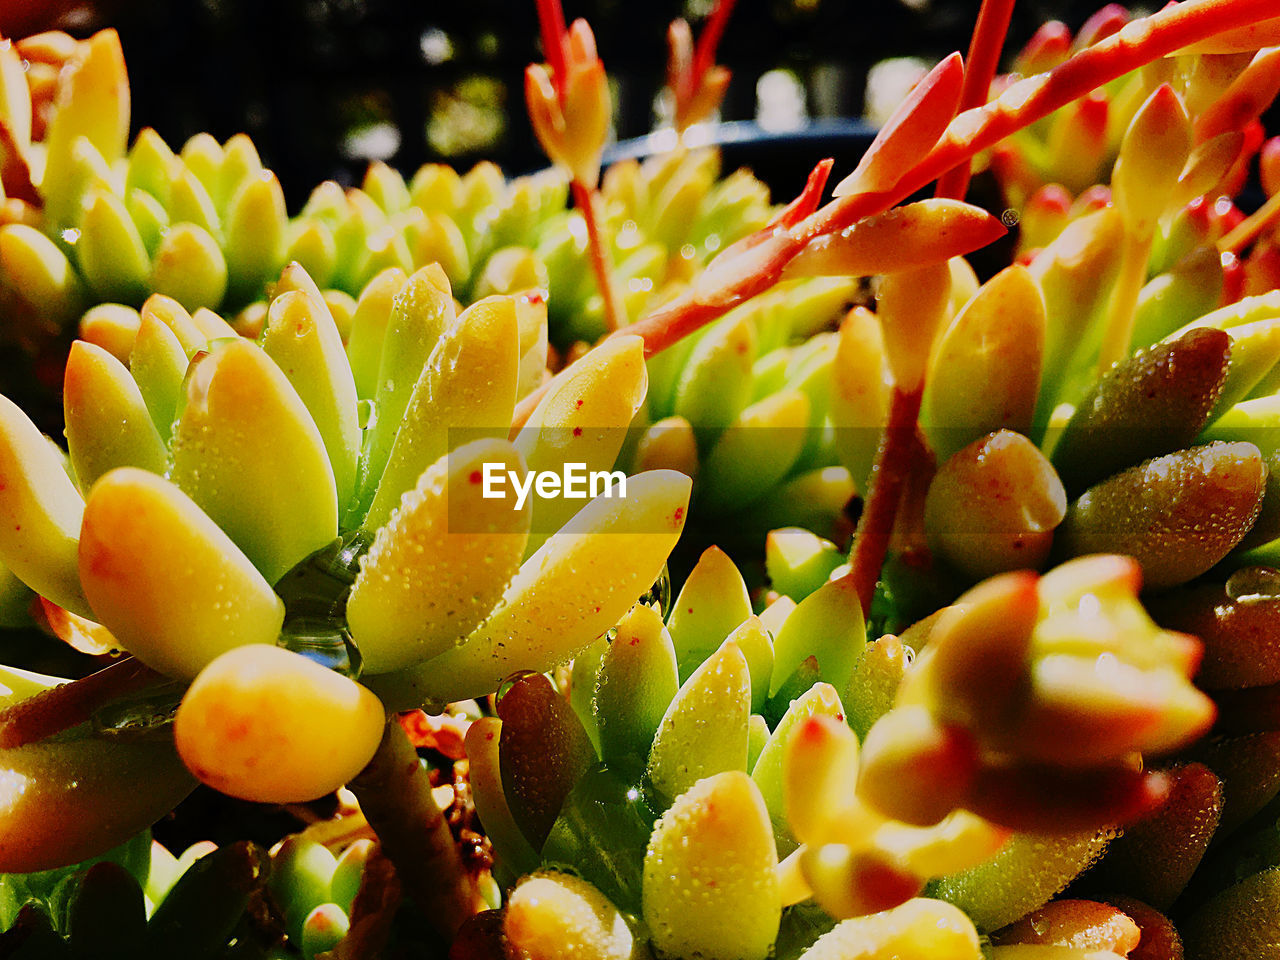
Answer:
xmin=628 ymin=193 xmax=1029 ymax=557
xmin=463 ymin=541 xmax=1214 ymax=960
xmin=887 ymin=27 xmax=1280 ymax=959
xmin=0 ymin=28 xmax=771 ymax=364
xmin=451 ymin=25 xmax=1280 ymax=959
xmin=0 ymin=248 xmax=702 ymax=875
xmin=279 ymin=145 xmax=770 ymax=347
xmin=988 ymin=4 xmax=1280 ymax=311
xmin=0 ymin=30 xmax=282 ymax=336
xmin=850 ymin=68 xmax=1280 ymax=606
xmin=0 ymin=824 xmax=385 ymax=960
xmin=556 ymin=149 xmax=772 ymax=339
xmin=986 ymin=5 xmax=1268 ymax=210
xmin=626 ymin=275 xmax=860 ymax=550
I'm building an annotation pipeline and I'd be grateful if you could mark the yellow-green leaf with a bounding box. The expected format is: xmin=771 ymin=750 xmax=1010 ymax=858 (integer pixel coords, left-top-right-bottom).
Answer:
xmin=169 ymin=340 xmax=337 ymax=584
xmin=0 ymin=395 xmax=90 ymax=616
xmin=64 ymin=340 xmax=167 ymax=490
xmin=383 ymin=470 xmax=691 ymax=704
xmin=643 ymin=771 xmax=779 ymax=960
xmin=79 ymin=467 xmax=284 ymax=679
xmin=348 ymin=439 xmax=531 ymax=673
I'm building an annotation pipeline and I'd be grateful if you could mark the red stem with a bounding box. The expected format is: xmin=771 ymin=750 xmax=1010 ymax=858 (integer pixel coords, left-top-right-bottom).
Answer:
xmin=692 ymin=0 xmax=738 ymax=91
xmin=1219 ymin=189 xmax=1280 ymax=253
xmin=935 ymin=0 xmax=1018 ymax=200
xmin=534 ymin=0 xmax=569 ymax=99
xmin=817 ymin=0 xmax=1280 ymax=239
xmin=842 ymin=387 xmax=925 ymax=618
xmin=512 ymin=0 xmax=1280 ymax=432
xmin=0 ymin=657 xmax=165 ymax=749
xmin=572 ymin=179 xmax=625 ymax=333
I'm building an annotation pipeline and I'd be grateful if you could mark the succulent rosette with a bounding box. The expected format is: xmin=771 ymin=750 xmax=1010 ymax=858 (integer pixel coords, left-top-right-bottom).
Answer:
xmin=548 ymin=146 xmax=774 ymax=341
xmin=286 ymin=146 xmax=775 ymax=348
xmin=631 ymin=197 xmax=1006 ymax=551
xmin=627 ymin=274 xmax=859 ymax=549
xmin=0 ymin=25 xmax=774 ymax=389
xmin=0 ymin=28 xmax=290 ymax=335
xmin=453 ymin=539 xmax=1211 ymax=960
xmin=0 ymin=260 xmax=690 ymax=874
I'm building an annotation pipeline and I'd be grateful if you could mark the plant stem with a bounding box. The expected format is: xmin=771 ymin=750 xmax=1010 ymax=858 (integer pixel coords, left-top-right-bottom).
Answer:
xmin=815 ymin=0 xmax=1280 ymax=240
xmin=512 ymin=0 xmax=1280 ymax=433
xmin=691 ymin=0 xmax=738 ymax=90
xmin=890 ymin=427 xmax=936 ymax=558
xmin=0 ymin=657 xmax=164 ymax=749
xmin=935 ymin=0 xmax=1018 ymax=201
xmin=572 ymin=179 xmax=625 ymax=332
xmin=349 ymin=720 xmax=481 ymax=940
xmin=843 ymin=386 xmax=925 ymax=619
xmin=534 ymin=0 xmax=568 ymax=95
xmin=1219 ymin=188 xmax=1280 ymax=253
xmin=1096 ymin=230 xmax=1153 ymax=374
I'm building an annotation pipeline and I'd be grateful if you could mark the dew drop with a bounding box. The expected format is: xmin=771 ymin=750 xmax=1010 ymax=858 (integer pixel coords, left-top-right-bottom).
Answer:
xmin=1226 ymin=566 xmax=1280 ymax=603
xmin=496 ymin=669 xmax=541 ymax=705
xmin=996 ymin=75 xmax=1047 ymax=113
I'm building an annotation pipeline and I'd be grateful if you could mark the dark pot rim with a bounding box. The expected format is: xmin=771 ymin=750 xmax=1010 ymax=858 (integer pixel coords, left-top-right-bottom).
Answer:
xmin=602 ymin=118 xmax=878 ymax=199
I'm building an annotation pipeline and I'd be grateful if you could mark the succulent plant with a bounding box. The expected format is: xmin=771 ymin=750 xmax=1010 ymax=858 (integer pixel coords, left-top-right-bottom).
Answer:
xmin=0 ymin=29 xmax=290 ymax=331
xmin=630 ymin=198 xmax=1006 ymax=552
xmin=2 ymin=0 xmax=1280 ymax=957
xmin=455 ymin=546 xmax=1211 ymax=960
xmin=0 ymin=24 xmax=775 ymax=411
xmin=777 ymin=74 xmax=1280 ymax=629
xmin=988 ymin=5 xmax=1275 ymax=208
xmin=0 ymin=259 xmax=690 ymax=878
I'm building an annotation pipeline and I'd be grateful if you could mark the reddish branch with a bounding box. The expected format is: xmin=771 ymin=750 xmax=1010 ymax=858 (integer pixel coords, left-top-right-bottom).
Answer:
xmin=571 ymin=180 xmax=626 ymax=332
xmin=935 ymin=0 xmax=1018 ymax=201
xmin=515 ymin=0 xmax=1280 ymax=431
xmin=534 ymin=0 xmax=569 ymax=94
xmin=0 ymin=657 xmax=164 ymax=748
xmin=349 ymin=721 xmax=483 ymax=938
xmin=820 ymin=0 xmax=1280 ymax=237
xmin=842 ymin=387 xmax=925 ymax=617
xmin=533 ymin=0 xmax=624 ymax=331
xmin=691 ymin=0 xmax=738 ymax=94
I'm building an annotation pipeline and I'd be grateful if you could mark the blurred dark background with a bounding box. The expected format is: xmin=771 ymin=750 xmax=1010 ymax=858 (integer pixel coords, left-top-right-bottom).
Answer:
xmin=2 ymin=0 xmax=1117 ymax=208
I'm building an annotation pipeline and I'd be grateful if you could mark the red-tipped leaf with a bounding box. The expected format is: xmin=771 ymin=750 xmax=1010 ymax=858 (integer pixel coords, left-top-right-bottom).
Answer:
xmin=833 ymin=52 xmax=964 ymax=198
